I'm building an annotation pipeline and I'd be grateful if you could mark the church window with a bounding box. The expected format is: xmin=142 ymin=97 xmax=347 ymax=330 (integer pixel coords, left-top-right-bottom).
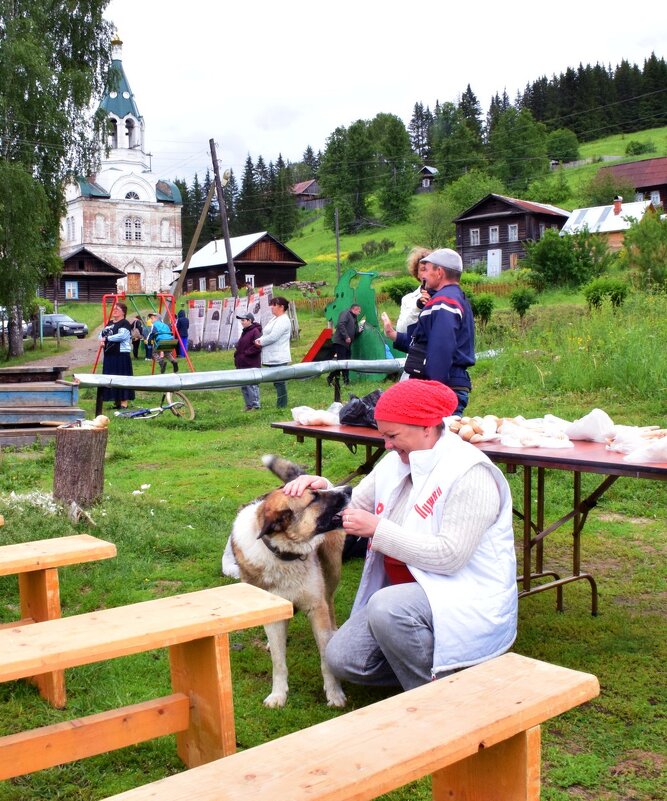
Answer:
xmin=125 ymin=191 xmax=139 ymax=200
xmin=95 ymin=214 xmax=105 ymax=238
xmin=134 ymin=218 xmax=142 ymax=240
xmin=107 ymin=118 xmax=118 ymax=148
xmin=160 ymin=219 xmax=170 ymax=242
xmin=125 ymin=218 xmax=133 ymax=240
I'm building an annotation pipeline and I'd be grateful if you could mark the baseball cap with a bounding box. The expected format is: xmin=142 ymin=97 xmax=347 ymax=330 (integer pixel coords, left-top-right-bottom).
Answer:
xmin=420 ymin=248 xmax=463 ymax=272
xmin=236 ymin=312 xmax=254 ymax=322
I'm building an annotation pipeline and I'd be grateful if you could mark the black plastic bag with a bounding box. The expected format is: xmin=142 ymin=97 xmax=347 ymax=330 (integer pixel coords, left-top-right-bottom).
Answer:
xmin=339 ymin=389 xmax=382 ymax=428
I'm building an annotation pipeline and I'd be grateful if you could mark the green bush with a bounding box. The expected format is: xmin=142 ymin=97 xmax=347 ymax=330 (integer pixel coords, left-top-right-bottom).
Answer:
xmin=583 ymin=277 xmax=629 ymax=309
xmin=509 ymin=287 xmax=537 ymax=319
xmin=381 ymin=276 xmax=419 ymax=306
xmin=347 ymin=251 xmax=363 ymax=263
xmin=624 ymin=139 xmax=656 ymax=156
xmin=469 ymin=292 xmax=495 ymax=327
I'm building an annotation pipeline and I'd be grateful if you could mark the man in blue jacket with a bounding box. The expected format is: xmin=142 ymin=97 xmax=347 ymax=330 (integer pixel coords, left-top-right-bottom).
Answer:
xmin=383 ymin=248 xmax=474 ymax=415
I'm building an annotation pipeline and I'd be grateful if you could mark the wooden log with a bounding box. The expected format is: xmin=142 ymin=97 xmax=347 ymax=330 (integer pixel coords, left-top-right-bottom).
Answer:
xmin=53 ymin=427 xmax=108 ymax=507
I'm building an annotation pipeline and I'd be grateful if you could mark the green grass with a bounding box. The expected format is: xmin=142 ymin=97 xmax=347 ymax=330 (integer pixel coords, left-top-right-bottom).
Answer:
xmin=0 ymin=288 xmax=665 ymax=800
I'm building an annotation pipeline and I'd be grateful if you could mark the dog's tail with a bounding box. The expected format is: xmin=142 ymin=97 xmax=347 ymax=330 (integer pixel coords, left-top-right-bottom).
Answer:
xmin=262 ymin=454 xmax=307 ymax=484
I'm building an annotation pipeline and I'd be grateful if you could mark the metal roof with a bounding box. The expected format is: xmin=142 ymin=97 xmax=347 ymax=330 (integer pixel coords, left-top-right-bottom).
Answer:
xmin=175 ymin=232 xmax=306 ymax=272
xmin=598 ymin=157 xmax=667 ymax=188
xmin=560 ymin=201 xmax=652 ymax=235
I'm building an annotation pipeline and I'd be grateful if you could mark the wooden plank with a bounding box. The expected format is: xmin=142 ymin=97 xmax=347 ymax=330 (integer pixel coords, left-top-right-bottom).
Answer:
xmin=432 ymin=726 xmax=541 ymax=801
xmin=0 ymin=427 xmax=58 ymax=447
xmin=0 ymin=382 xmax=78 ymax=407
xmin=171 ymin=634 xmax=237 ymax=765
xmin=0 ymin=694 xmax=190 ymax=780
xmin=0 ymin=584 xmax=293 ymax=681
xmin=0 ymin=406 xmax=85 ymax=425
xmin=102 ymin=654 xmax=599 ymax=801
xmin=19 ymin=568 xmax=66 ymax=707
xmin=0 ymin=366 xmax=68 ymax=383
xmin=0 ymin=535 xmax=117 ymax=576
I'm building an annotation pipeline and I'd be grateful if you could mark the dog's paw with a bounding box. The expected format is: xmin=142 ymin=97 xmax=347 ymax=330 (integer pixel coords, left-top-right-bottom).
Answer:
xmin=325 ymin=685 xmax=347 ymax=708
xmin=263 ymin=691 xmax=288 ymax=708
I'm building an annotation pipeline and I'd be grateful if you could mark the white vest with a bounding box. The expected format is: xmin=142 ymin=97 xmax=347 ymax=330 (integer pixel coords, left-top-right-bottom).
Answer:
xmin=353 ymin=429 xmax=517 ymax=675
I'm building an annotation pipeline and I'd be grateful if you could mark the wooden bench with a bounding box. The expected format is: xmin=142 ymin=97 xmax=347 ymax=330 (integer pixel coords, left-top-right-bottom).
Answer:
xmin=101 ymin=653 xmax=599 ymax=801
xmin=0 ymin=584 xmax=292 ymax=781
xmin=0 ymin=533 xmax=117 ymax=708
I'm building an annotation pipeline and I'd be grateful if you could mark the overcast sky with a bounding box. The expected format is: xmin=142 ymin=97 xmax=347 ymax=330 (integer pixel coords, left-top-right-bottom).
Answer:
xmin=104 ymin=0 xmax=665 ymax=184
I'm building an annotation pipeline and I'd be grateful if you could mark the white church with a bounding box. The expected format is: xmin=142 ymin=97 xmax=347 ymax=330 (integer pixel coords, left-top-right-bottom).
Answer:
xmin=58 ymin=38 xmax=182 ymax=298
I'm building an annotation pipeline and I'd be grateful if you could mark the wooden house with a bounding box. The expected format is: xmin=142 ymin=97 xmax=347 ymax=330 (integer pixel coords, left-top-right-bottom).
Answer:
xmin=291 ymin=179 xmax=326 ymax=210
xmin=417 ymin=166 xmax=438 ymax=193
xmin=453 ymin=194 xmax=570 ymax=275
xmin=560 ymin=198 xmax=654 ymax=252
xmin=174 ymin=231 xmax=306 ymax=293
xmin=596 ymin=157 xmax=667 ymax=208
xmin=43 ymin=247 xmax=127 ymax=303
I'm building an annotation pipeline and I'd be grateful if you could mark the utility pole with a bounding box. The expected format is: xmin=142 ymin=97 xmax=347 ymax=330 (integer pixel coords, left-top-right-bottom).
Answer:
xmin=173 ymin=181 xmax=216 ymax=303
xmin=209 ymin=138 xmax=238 ymax=297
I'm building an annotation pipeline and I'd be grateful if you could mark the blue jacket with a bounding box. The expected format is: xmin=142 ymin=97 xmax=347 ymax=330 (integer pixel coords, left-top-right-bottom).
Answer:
xmin=395 ymin=284 xmax=475 ymax=389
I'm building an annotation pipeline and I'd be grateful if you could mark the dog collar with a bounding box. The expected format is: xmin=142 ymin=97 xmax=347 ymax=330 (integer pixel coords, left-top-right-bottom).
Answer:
xmin=260 ymin=535 xmax=307 ymax=562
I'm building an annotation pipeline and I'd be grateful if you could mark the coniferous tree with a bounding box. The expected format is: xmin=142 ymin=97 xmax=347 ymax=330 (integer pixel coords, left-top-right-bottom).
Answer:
xmin=223 ymin=169 xmax=240 ymax=235
xmin=458 ymin=85 xmax=483 ymax=140
xmin=485 ymin=91 xmax=511 ymax=143
xmin=271 ymin=154 xmax=299 ymax=242
xmin=319 ymin=126 xmax=357 ymax=233
xmin=236 ymin=156 xmax=263 ymax=234
xmin=408 ymin=102 xmax=433 ymax=161
xmin=174 ymin=178 xmax=194 ymax=254
xmin=302 ymin=145 xmax=319 ymax=176
xmin=202 ymin=169 xmax=223 ymax=242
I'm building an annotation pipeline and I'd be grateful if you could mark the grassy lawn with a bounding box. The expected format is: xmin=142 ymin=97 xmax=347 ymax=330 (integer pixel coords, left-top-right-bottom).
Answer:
xmin=0 ymin=284 xmax=665 ymax=800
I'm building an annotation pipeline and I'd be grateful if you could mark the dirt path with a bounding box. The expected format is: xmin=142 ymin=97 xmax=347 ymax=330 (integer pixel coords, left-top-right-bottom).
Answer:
xmin=26 ymin=328 xmax=103 ymax=375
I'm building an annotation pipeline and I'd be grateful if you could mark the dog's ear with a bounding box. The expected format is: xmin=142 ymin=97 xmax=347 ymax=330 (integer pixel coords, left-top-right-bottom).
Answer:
xmin=258 ymin=507 xmax=293 ymax=539
xmin=262 ymin=454 xmax=307 ymax=484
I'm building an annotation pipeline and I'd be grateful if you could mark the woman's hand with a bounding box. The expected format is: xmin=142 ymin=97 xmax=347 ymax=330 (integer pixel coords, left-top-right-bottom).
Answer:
xmin=342 ymin=507 xmax=379 ymax=538
xmin=283 ymin=474 xmax=329 ymax=497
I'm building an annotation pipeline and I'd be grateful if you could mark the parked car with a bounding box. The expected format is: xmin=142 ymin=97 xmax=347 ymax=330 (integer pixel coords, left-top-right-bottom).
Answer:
xmin=27 ymin=313 xmax=89 ymax=339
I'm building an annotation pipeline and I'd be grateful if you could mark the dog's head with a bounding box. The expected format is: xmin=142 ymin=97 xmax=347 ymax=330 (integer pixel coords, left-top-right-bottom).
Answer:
xmin=257 ymin=455 xmax=352 ymax=554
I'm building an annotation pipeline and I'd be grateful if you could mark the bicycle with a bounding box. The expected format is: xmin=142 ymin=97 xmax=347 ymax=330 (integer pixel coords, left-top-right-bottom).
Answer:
xmin=113 ymin=391 xmax=195 ymax=421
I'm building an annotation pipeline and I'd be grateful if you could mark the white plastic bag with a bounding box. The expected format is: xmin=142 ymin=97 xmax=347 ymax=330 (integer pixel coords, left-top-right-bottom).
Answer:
xmin=562 ymin=409 xmax=615 ymax=442
xmin=623 ymin=438 xmax=667 ymax=464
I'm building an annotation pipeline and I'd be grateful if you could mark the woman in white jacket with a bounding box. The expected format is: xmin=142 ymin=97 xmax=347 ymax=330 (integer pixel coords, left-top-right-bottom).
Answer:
xmin=283 ymin=379 xmax=517 ymax=691
xmin=255 ymin=296 xmax=291 ymax=408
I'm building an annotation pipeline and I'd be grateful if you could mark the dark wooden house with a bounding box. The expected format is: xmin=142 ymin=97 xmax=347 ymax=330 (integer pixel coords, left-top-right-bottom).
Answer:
xmin=453 ymin=194 xmax=570 ymax=275
xmin=43 ymin=247 xmax=126 ymax=303
xmin=417 ymin=166 xmax=438 ymax=193
xmin=175 ymin=231 xmax=306 ymax=293
xmin=597 ymin=157 xmax=667 ymax=208
xmin=291 ymin=179 xmax=326 ymax=210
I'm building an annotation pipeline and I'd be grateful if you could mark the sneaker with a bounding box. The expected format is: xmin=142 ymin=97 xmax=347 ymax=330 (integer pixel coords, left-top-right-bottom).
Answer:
xmin=173 ymin=362 xmax=179 ymax=373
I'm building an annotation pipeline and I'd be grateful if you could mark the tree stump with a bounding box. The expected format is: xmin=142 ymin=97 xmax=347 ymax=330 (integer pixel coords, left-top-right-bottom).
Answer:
xmin=53 ymin=428 xmax=108 ymax=508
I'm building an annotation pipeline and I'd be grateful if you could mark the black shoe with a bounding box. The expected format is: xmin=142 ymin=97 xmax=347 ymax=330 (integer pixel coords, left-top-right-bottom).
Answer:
xmin=173 ymin=362 xmax=179 ymax=373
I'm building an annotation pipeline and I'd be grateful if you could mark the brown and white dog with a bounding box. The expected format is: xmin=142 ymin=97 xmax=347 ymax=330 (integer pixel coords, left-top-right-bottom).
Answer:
xmin=222 ymin=454 xmax=351 ymax=708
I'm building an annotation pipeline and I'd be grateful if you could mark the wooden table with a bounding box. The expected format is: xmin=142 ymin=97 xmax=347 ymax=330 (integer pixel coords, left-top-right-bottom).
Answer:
xmin=272 ymin=421 xmax=667 ymax=613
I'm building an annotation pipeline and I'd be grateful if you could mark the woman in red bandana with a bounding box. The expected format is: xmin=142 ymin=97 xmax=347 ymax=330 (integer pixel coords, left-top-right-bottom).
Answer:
xmin=283 ymin=379 xmax=517 ymax=694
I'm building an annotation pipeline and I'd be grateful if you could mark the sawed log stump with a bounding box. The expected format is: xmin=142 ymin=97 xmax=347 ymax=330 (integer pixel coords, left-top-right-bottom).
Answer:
xmin=53 ymin=427 xmax=108 ymax=508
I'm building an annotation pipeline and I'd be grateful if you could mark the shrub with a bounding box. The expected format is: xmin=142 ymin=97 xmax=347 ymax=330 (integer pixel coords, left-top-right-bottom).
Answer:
xmin=624 ymin=140 xmax=656 ymax=156
xmin=583 ymin=278 xmax=630 ymax=310
xmin=347 ymin=251 xmax=363 ymax=263
xmin=381 ymin=276 xmax=419 ymax=306
xmin=469 ymin=293 xmax=495 ymax=327
xmin=510 ymin=287 xmax=537 ymax=319
xmin=360 ymin=239 xmax=395 ymax=257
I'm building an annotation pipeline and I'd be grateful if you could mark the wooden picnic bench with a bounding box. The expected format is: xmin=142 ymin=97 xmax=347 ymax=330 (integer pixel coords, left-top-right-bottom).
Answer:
xmin=101 ymin=652 xmax=599 ymax=801
xmin=0 ymin=584 xmax=292 ymax=781
xmin=0 ymin=533 xmax=117 ymax=708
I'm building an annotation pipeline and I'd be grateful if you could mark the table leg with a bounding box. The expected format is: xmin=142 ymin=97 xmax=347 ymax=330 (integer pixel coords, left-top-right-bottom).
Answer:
xmin=315 ymin=438 xmax=323 ymax=476
xmin=522 ymin=467 xmax=532 ymax=594
xmin=18 ymin=568 xmax=67 ymax=708
xmin=170 ymin=632 xmax=236 ymax=768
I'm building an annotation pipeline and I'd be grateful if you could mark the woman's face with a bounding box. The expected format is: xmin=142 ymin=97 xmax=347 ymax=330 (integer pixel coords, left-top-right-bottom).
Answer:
xmin=270 ymin=303 xmax=283 ymax=316
xmin=376 ymin=420 xmax=434 ymax=464
xmin=111 ymin=306 xmax=124 ymax=320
